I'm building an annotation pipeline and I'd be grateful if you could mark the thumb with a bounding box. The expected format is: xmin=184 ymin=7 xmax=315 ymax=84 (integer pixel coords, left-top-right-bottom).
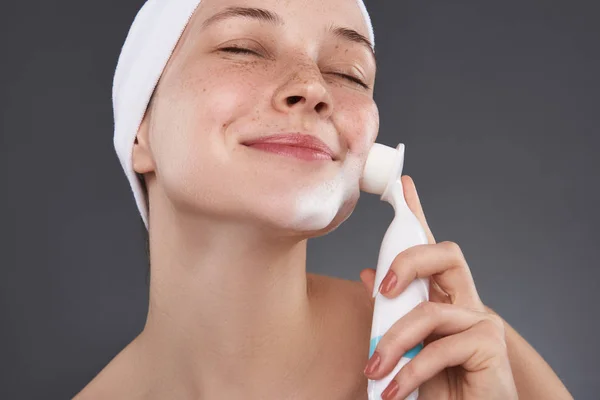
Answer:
xmin=402 ymin=175 xmax=436 ymax=245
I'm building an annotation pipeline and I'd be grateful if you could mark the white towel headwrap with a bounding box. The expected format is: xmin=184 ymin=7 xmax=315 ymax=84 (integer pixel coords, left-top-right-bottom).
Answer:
xmin=112 ymin=0 xmax=375 ymax=230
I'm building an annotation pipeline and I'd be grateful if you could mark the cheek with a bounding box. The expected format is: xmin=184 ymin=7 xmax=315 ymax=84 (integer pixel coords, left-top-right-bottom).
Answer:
xmin=335 ymin=96 xmax=379 ymax=157
xmin=177 ymin=62 xmax=262 ymax=133
xmin=154 ymin=62 xmax=262 ymax=161
xmin=148 ymin=64 xmax=263 ymax=204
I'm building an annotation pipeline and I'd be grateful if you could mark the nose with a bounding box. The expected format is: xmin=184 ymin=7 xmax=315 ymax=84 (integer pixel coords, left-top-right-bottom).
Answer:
xmin=273 ymin=62 xmax=334 ymax=119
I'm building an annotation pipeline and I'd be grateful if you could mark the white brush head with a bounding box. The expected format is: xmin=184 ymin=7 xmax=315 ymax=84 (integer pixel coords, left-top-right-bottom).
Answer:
xmin=360 ymin=143 xmax=405 ymax=195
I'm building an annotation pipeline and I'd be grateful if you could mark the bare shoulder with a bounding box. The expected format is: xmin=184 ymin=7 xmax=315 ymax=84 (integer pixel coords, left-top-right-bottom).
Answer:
xmin=73 ymin=336 xmax=148 ymax=400
xmin=307 ymin=273 xmax=374 ymax=399
xmin=310 ymin=273 xmax=374 ymax=357
xmin=308 ymin=272 xmax=374 ymax=323
xmin=76 ymin=276 xmax=373 ymax=400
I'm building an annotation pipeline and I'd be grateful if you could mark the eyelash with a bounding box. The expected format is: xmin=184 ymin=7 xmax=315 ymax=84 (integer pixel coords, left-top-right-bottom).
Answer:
xmin=219 ymin=47 xmax=370 ymax=89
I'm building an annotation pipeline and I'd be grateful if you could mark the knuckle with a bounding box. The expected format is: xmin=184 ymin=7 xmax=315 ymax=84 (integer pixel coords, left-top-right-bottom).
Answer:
xmin=487 ymin=313 xmax=505 ymax=332
xmin=415 ymin=300 xmax=438 ymax=317
xmin=478 ymin=319 xmax=507 ymax=347
xmin=441 ymin=240 xmax=462 ymax=255
xmin=478 ymin=318 xmax=498 ymax=333
xmin=400 ymin=359 xmax=422 ymax=383
xmin=425 ymin=339 xmax=446 ymax=356
xmin=392 ymin=247 xmax=417 ymax=270
xmin=440 ymin=241 xmax=469 ymax=269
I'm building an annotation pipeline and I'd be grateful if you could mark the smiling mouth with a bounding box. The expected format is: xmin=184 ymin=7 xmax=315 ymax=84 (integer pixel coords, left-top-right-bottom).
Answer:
xmin=241 ymin=132 xmax=338 ymax=161
xmin=243 ymin=142 xmax=334 ymax=161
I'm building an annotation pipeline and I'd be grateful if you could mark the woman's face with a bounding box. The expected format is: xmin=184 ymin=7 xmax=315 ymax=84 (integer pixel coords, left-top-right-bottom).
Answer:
xmin=134 ymin=0 xmax=379 ymax=236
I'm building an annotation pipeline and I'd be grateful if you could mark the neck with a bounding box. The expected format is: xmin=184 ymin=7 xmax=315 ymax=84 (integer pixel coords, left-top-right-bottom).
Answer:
xmin=138 ymin=209 xmax=324 ymax=398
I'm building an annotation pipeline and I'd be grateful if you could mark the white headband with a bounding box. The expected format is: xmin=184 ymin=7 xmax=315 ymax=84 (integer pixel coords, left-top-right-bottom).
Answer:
xmin=112 ymin=0 xmax=375 ymax=230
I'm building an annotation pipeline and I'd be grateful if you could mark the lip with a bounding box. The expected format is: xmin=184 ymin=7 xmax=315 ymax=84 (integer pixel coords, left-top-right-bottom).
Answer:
xmin=242 ymin=133 xmax=338 ymax=161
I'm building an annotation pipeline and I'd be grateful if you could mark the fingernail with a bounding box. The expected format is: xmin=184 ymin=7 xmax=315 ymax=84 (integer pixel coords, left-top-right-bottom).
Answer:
xmin=381 ymin=379 xmax=399 ymax=400
xmin=379 ymin=270 xmax=397 ymax=295
xmin=363 ymin=351 xmax=381 ymax=376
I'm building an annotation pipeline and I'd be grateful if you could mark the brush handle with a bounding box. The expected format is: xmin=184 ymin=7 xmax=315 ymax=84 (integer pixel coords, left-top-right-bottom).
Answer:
xmin=367 ymin=180 xmax=429 ymax=399
xmin=367 ymin=277 xmax=429 ymax=399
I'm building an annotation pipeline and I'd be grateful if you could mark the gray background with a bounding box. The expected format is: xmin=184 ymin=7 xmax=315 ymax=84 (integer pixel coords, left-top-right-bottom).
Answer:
xmin=1 ymin=0 xmax=598 ymax=398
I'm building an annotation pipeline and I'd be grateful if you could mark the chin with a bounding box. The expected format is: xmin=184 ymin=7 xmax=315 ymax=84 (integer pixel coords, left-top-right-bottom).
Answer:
xmin=317 ymin=193 xmax=360 ymax=234
xmin=275 ymin=189 xmax=360 ymax=238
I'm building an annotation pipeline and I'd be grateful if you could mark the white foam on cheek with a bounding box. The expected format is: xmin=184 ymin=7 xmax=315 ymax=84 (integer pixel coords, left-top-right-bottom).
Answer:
xmin=290 ymin=154 xmax=363 ymax=231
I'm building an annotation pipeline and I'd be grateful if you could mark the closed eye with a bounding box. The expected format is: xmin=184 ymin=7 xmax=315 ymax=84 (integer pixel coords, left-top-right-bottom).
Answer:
xmin=219 ymin=47 xmax=370 ymax=89
xmin=331 ymin=73 xmax=369 ymax=89
xmin=219 ymin=46 xmax=258 ymax=55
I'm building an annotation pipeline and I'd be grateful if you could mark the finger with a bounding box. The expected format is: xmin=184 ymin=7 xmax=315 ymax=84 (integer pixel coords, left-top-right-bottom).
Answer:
xmin=364 ymin=301 xmax=503 ymax=380
xmin=359 ymin=268 xmax=376 ymax=297
xmin=386 ymin=320 xmax=512 ymax=400
xmin=379 ymin=241 xmax=483 ymax=310
xmin=401 ymin=176 xmax=460 ymax=304
xmin=402 ymin=175 xmax=436 ymax=245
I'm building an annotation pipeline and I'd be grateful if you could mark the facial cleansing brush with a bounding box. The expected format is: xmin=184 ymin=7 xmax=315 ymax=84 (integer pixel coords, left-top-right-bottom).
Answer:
xmin=360 ymin=143 xmax=430 ymax=400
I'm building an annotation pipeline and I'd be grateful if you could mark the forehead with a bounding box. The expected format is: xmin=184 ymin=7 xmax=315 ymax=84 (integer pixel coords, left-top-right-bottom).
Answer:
xmin=198 ymin=0 xmax=367 ymax=22
xmin=191 ymin=0 xmax=372 ymax=48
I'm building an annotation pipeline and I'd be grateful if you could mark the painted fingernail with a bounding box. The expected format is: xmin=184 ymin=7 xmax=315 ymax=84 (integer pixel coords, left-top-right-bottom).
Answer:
xmin=379 ymin=270 xmax=397 ymax=295
xmin=381 ymin=379 xmax=399 ymax=400
xmin=363 ymin=351 xmax=381 ymax=376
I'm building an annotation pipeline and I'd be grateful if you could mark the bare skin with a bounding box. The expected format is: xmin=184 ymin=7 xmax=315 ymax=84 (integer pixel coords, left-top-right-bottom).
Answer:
xmin=74 ymin=176 xmax=572 ymax=400
xmin=76 ymin=0 xmax=572 ymax=398
xmin=75 ymin=275 xmax=375 ymax=400
xmin=77 ymin=0 xmax=380 ymax=397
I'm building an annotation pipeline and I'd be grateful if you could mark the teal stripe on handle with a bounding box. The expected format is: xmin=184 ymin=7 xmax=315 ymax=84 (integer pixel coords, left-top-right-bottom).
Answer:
xmin=369 ymin=336 xmax=424 ymax=359
xmin=369 ymin=336 xmax=381 ymax=358
xmin=404 ymin=342 xmax=424 ymax=358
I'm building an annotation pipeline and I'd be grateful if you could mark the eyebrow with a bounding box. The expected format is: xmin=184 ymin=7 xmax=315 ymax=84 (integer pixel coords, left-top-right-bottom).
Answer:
xmin=200 ymin=6 xmax=376 ymax=65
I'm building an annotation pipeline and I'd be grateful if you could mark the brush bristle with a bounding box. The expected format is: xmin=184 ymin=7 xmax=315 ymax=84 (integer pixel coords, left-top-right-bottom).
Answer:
xmin=360 ymin=143 xmax=398 ymax=195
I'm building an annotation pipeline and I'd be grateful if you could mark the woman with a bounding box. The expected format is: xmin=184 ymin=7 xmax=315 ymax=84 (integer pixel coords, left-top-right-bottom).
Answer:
xmin=76 ymin=0 xmax=572 ymax=398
